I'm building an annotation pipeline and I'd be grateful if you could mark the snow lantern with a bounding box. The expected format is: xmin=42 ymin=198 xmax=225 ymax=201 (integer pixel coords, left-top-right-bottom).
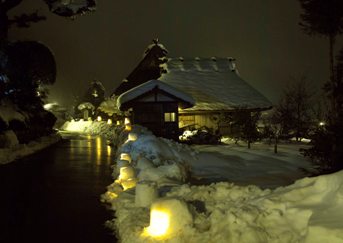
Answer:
xmin=117 ymin=160 xmax=130 ymax=174
xmin=107 ymin=119 xmax=112 ymax=125
xmin=97 ymin=116 xmax=102 ymax=122
xmin=120 ymin=153 xmax=132 ymax=163
xmin=119 ymin=166 xmax=135 ymax=181
xmin=124 ymin=117 xmax=131 ymax=131
xmin=127 ymin=132 xmax=138 ymax=142
xmin=135 ymin=181 xmax=158 ymax=207
xmin=121 ymin=178 xmax=137 ymax=191
xmin=144 ymin=198 xmax=193 ymax=238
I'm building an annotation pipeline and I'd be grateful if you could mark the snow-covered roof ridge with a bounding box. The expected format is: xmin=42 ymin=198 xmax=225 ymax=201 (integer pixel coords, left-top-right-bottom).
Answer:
xmin=166 ymin=57 xmax=237 ymax=72
xmin=160 ymin=57 xmax=272 ymax=111
xmin=117 ymin=79 xmax=195 ymax=110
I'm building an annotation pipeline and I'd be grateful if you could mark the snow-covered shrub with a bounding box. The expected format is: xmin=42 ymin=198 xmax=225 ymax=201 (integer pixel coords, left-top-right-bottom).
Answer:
xmin=180 ymin=127 xmax=221 ymax=144
xmin=0 ymin=130 xmax=19 ymax=148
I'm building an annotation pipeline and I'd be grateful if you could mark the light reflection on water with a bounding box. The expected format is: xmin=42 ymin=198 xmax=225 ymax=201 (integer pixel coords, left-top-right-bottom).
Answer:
xmin=68 ymin=135 xmax=112 ymax=166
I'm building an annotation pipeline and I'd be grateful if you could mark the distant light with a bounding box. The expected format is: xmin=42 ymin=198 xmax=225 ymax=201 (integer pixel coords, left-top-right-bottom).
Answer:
xmin=319 ymin=121 xmax=325 ymax=126
xmin=116 ymin=120 xmax=121 ymax=126
xmin=146 ymin=209 xmax=170 ymax=237
xmin=107 ymin=119 xmax=112 ymax=125
xmin=124 ymin=117 xmax=130 ymax=125
xmin=97 ymin=116 xmax=102 ymax=122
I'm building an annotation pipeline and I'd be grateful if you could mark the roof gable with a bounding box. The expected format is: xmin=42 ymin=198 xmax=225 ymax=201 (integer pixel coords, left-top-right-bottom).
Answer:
xmin=117 ymin=80 xmax=195 ymax=110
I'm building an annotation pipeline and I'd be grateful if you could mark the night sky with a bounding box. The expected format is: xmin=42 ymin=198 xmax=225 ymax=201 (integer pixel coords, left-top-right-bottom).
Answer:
xmin=8 ymin=0 xmax=343 ymax=107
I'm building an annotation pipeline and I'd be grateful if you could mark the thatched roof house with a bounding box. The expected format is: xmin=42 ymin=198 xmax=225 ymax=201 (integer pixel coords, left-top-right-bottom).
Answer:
xmin=114 ymin=40 xmax=272 ymax=136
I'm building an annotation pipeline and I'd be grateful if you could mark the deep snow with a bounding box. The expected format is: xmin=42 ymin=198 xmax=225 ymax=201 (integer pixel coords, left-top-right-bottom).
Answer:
xmin=100 ymin=124 xmax=343 ymax=243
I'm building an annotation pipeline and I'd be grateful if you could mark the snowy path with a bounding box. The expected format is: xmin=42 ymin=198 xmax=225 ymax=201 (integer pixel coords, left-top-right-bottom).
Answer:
xmin=190 ymin=142 xmax=314 ymax=188
xmin=0 ymin=134 xmax=115 ymax=243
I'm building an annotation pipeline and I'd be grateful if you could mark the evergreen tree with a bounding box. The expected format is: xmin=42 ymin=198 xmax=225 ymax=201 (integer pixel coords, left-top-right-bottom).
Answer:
xmin=299 ymin=0 xmax=343 ymax=80
xmin=231 ymin=110 xmax=261 ymax=149
xmin=302 ymin=49 xmax=343 ymax=171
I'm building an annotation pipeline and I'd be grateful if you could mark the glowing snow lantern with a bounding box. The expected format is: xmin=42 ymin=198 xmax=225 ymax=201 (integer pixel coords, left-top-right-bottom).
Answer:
xmin=127 ymin=132 xmax=138 ymax=142
xmin=119 ymin=166 xmax=135 ymax=181
xmin=145 ymin=198 xmax=193 ymax=239
xmin=124 ymin=117 xmax=131 ymax=131
xmin=147 ymin=209 xmax=170 ymax=237
xmin=121 ymin=178 xmax=137 ymax=191
xmin=97 ymin=116 xmax=102 ymax=122
xmin=107 ymin=119 xmax=112 ymax=125
xmin=117 ymin=160 xmax=130 ymax=173
xmin=116 ymin=120 xmax=120 ymax=125
xmin=120 ymin=153 xmax=132 ymax=163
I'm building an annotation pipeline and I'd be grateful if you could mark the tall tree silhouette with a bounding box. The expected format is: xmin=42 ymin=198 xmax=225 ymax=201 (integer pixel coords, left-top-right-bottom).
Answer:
xmin=299 ymin=0 xmax=343 ymax=80
xmin=302 ymin=49 xmax=343 ymax=171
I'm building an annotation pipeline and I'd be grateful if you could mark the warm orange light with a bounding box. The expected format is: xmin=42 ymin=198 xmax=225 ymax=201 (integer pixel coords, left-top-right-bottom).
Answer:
xmin=121 ymin=178 xmax=137 ymax=191
xmin=146 ymin=209 xmax=170 ymax=237
xmin=127 ymin=133 xmax=138 ymax=142
xmin=120 ymin=153 xmax=131 ymax=163
xmin=119 ymin=166 xmax=135 ymax=181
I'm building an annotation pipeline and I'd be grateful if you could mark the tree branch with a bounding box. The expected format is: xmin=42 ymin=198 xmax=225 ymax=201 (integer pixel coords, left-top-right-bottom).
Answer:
xmin=9 ymin=11 xmax=46 ymax=28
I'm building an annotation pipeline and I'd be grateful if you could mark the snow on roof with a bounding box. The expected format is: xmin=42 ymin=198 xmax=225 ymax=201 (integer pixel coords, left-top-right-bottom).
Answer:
xmin=78 ymin=102 xmax=95 ymax=110
xmin=117 ymin=79 xmax=195 ymax=110
xmin=159 ymin=57 xmax=272 ymax=111
xmin=144 ymin=39 xmax=168 ymax=57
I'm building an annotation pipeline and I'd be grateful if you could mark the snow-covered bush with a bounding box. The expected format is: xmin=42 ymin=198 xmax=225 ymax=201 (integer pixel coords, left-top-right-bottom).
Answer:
xmin=0 ymin=130 xmax=19 ymax=148
xmin=180 ymin=127 xmax=221 ymax=144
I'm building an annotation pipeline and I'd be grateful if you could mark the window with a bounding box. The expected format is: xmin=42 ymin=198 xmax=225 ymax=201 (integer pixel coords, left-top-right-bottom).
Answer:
xmin=164 ymin=112 xmax=176 ymax=122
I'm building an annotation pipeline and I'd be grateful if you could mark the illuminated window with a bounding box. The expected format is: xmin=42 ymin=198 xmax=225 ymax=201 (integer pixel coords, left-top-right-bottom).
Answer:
xmin=164 ymin=112 xmax=176 ymax=122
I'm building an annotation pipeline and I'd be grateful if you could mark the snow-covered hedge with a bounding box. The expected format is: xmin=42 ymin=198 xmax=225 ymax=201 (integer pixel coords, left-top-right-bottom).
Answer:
xmin=103 ymin=125 xmax=343 ymax=243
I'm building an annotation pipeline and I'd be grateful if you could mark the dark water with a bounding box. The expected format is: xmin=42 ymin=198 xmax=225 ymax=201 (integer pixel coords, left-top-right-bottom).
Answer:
xmin=0 ymin=134 xmax=116 ymax=243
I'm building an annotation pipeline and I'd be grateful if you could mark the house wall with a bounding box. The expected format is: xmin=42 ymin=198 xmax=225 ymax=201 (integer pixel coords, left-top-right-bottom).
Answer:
xmin=132 ymin=102 xmax=179 ymax=140
xmin=179 ymin=112 xmax=233 ymax=135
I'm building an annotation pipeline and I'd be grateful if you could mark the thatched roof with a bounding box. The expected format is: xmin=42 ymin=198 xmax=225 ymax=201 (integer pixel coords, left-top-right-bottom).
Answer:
xmin=159 ymin=57 xmax=272 ymax=112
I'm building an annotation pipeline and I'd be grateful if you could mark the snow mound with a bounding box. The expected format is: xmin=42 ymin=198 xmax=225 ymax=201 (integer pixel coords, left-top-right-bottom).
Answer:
xmin=103 ymin=124 xmax=343 ymax=243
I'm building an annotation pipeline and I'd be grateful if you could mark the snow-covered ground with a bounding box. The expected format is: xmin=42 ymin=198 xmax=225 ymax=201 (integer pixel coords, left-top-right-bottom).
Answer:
xmin=102 ymin=125 xmax=343 ymax=243
xmin=191 ymin=142 xmax=313 ymax=189
xmin=0 ymin=133 xmax=61 ymax=165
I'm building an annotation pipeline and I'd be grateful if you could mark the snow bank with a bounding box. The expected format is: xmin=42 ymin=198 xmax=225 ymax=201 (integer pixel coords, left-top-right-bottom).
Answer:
xmin=60 ymin=120 xmax=120 ymax=141
xmin=60 ymin=119 xmax=93 ymax=132
xmin=0 ymin=133 xmax=61 ymax=165
xmin=0 ymin=100 xmax=26 ymax=125
xmin=103 ymin=126 xmax=343 ymax=243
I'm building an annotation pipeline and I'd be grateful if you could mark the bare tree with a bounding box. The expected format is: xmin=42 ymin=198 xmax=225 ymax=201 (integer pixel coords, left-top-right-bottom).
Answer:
xmin=273 ymin=75 xmax=315 ymax=141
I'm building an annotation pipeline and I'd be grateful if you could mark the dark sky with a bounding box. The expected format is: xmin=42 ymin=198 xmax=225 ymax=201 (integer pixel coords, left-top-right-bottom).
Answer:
xmin=8 ymin=0 xmax=343 ymax=107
